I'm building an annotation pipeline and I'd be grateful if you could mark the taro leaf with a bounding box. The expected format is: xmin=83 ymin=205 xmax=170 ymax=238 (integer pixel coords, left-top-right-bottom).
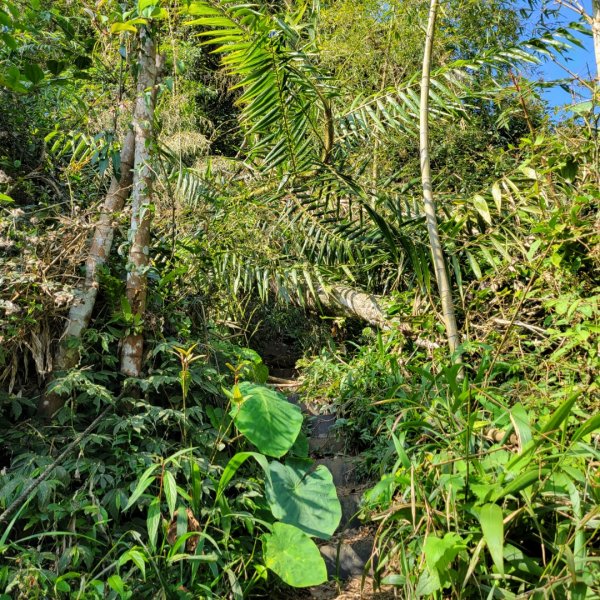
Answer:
xmin=262 ymin=522 xmax=327 ymax=587
xmin=266 ymin=460 xmax=341 ymax=539
xmin=230 ymin=383 xmax=302 ymax=458
xmin=289 ymin=430 xmax=309 ymax=458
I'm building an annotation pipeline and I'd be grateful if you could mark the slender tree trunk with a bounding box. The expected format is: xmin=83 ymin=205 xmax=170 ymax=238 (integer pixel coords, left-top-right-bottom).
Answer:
xmin=593 ymin=0 xmax=600 ymax=81
xmin=39 ymin=131 xmax=136 ymax=418
xmin=419 ymin=0 xmax=460 ymax=355
xmin=120 ymin=26 xmax=159 ymax=377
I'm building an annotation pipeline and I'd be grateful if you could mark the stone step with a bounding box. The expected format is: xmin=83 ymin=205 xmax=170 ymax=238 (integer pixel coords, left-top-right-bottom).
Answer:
xmin=319 ymin=529 xmax=375 ymax=580
xmin=308 ymin=435 xmax=345 ymax=456
xmin=309 ymin=413 xmax=337 ymax=436
xmin=338 ymin=487 xmax=363 ymax=529
xmin=315 ymin=456 xmax=360 ymax=487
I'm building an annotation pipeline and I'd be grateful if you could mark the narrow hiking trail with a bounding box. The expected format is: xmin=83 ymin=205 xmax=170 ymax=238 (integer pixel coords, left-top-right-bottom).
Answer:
xmin=267 ymin=364 xmax=395 ymax=600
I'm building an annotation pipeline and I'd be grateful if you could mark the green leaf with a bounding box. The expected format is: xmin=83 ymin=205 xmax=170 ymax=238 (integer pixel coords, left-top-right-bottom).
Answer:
xmin=230 ymin=383 xmax=303 ymax=458
xmin=491 ymin=182 xmax=502 ymax=211
xmin=423 ymin=533 xmax=466 ymax=589
xmin=289 ymin=430 xmax=309 ymax=458
xmin=118 ymin=549 xmax=146 ymax=581
xmin=266 ymin=460 xmax=341 ymax=539
xmin=107 ymin=574 xmax=125 ymax=597
xmin=23 ymin=63 xmax=44 ymax=85
xmin=110 ymin=18 xmax=147 ymax=33
xmin=0 ymin=193 xmax=14 ymax=204
xmin=125 ymin=464 xmax=158 ymax=510
xmin=147 ymin=497 xmax=160 ymax=550
xmin=509 ymin=403 xmax=532 ymax=448
xmin=569 ymin=101 xmax=592 ymax=115
xmin=216 ymin=452 xmax=270 ymax=503
xmin=494 ymin=468 xmax=547 ymax=500
xmin=163 ymin=470 xmax=177 ymax=519
xmin=479 ymin=504 xmax=504 ymax=574
xmin=540 ymin=393 xmax=578 ymax=434
xmin=190 ymin=460 xmax=202 ymax=514
xmin=47 ymin=60 xmax=67 ymax=76
xmin=263 ymin=523 xmax=327 ymax=587
xmin=138 ymin=0 xmax=157 ymax=10
xmin=572 ymin=413 xmax=600 ymax=442
xmin=473 ymin=194 xmax=492 ymax=225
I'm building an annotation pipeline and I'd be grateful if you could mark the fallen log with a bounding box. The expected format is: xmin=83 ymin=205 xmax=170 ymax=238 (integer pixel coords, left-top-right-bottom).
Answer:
xmin=314 ymin=285 xmax=440 ymax=349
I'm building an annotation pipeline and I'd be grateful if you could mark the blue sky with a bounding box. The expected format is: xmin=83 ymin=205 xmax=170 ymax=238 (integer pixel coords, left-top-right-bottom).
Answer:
xmin=516 ymin=0 xmax=595 ymax=111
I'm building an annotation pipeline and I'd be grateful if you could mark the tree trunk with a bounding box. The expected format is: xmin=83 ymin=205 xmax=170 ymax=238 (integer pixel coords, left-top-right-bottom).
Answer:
xmin=39 ymin=131 xmax=136 ymax=418
xmin=593 ymin=0 xmax=600 ymax=81
xmin=316 ymin=286 xmax=391 ymax=329
xmin=315 ymin=285 xmax=439 ymax=349
xmin=419 ymin=0 xmax=460 ymax=355
xmin=120 ymin=26 xmax=160 ymax=378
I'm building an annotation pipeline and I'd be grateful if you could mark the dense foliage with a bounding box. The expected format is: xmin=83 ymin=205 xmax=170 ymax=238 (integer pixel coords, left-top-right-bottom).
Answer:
xmin=1 ymin=0 xmax=598 ymax=598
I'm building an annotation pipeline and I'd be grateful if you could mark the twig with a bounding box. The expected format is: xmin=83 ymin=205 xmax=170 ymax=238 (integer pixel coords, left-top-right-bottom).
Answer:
xmin=492 ymin=318 xmax=549 ymax=337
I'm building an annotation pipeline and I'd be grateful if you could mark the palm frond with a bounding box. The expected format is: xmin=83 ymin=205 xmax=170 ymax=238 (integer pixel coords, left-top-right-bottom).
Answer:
xmin=183 ymin=1 xmax=329 ymax=174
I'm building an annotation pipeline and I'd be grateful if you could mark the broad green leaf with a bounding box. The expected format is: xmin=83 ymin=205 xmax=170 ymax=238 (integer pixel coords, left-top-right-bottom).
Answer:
xmin=125 ymin=464 xmax=158 ymax=510
xmin=147 ymin=497 xmax=160 ymax=550
xmin=110 ymin=18 xmax=148 ymax=33
xmin=230 ymin=383 xmax=302 ymax=458
xmin=107 ymin=574 xmax=125 ymax=596
xmin=119 ymin=549 xmax=146 ymax=581
xmin=163 ymin=470 xmax=177 ymax=518
xmin=23 ymin=63 xmax=44 ymax=85
xmin=216 ymin=452 xmax=270 ymax=503
xmin=289 ymin=430 xmax=309 ymax=458
xmin=138 ymin=0 xmax=158 ymax=10
xmin=479 ymin=504 xmax=504 ymax=574
xmin=491 ymin=182 xmax=502 ymax=211
xmin=570 ymin=101 xmax=592 ymax=115
xmin=263 ymin=523 xmax=327 ymax=587
xmin=266 ymin=461 xmax=341 ymax=539
xmin=509 ymin=403 xmax=532 ymax=449
xmin=0 ymin=193 xmax=14 ymax=203
xmin=423 ymin=533 xmax=466 ymax=589
xmin=473 ymin=194 xmax=492 ymax=224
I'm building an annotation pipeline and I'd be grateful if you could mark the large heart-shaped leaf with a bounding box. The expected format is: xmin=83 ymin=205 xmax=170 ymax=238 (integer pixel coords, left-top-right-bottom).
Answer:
xmin=230 ymin=383 xmax=302 ymax=458
xmin=266 ymin=460 xmax=341 ymax=539
xmin=263 ymin=522 xmax=327 ymax=587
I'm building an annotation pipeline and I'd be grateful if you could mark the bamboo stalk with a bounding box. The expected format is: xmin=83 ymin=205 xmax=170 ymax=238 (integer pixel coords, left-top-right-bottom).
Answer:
xmin=419 ymin=0 xmax=460 ymax=355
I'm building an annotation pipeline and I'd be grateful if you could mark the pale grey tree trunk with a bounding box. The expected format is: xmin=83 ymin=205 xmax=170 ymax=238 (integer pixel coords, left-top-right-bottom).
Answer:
xmin=593 ymin=1 xmax=600 ymax=80
xmin=39 ymin=131 xmax=136 ymax=418
xmin=316 ymin=286 xmax=391 ymax=329
xmin=419 ymin=0 xmax=460 ymax=355
xmin=120 ymin=26 xmax=160 ymax=377
xmin=315 ymin=285 xmax=438 ymax=349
